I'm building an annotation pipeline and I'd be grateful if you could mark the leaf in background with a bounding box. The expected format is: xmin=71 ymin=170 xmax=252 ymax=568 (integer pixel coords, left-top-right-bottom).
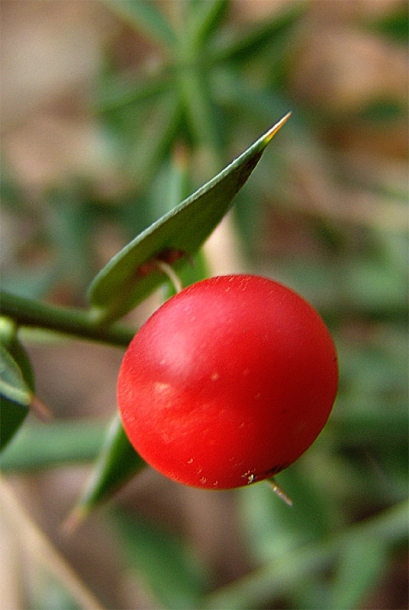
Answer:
xmin=365 ymin=5 xmax=409 ymax=43
xmin=0 ymin=420 xmax=107 ymax=472
xmin=88 ymin=113 xmax=291 ymax=324
xmin=186 ymin=0 xmax=229 ymax=51
xmin=114 ymin=509 xmax=207 ymax=610
xmin=0 ymin=266 xmax=60 ymax=301
xmin=330 ymin=536 xmax=387 ymax=609
xmin=65 ymin=414 xmax=145 ymax=530
xmin=238 ymin=459 xmax=335 ymax=565
xmin=125 ymin=92 xmax=182 ymax=190
xmin=95 ymin=69 xmax=170 ymax=114
xmin=205 ymin=501 xmax=408 ymax=610
xmin=103 ymin=0 xmax=177 ymax=48
xmin=0 ymin=342 xmax=32 ymax=451
xmin=46 ymin=185 xmax=96 ymax=292
xmin=209 ymin=1 xmax=305 ymax=65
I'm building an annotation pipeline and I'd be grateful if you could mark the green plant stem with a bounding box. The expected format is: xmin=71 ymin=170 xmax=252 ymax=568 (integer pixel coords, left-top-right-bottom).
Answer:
xmin=0 ymin=291 xmax=135 ymax=348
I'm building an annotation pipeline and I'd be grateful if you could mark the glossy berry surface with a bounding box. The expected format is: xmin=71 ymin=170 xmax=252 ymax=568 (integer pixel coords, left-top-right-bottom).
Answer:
xmin=117 ymin=274 xmax=338 ymax=490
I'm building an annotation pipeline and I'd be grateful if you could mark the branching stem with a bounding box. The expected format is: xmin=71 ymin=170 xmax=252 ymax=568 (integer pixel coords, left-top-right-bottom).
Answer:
xmin=0 ymin=291 xmax=135 ymax=348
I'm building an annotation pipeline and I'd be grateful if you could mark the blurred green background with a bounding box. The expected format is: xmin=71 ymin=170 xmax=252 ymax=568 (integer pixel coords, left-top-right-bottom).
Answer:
xmin=0 ymin=1 xmax=407 ymax=608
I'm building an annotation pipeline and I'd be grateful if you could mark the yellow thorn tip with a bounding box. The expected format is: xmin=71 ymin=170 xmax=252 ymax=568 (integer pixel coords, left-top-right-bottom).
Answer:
xmin=264 ymin=111 xmax=292 ymax=144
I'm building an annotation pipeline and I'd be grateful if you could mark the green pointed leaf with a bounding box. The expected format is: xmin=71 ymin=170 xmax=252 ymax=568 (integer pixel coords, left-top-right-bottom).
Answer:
xmin=68 ymin=414 xmax=145 ymax=526
xmin=0 ymin=345 xmax=31 ymax=406
xmin=186 ymin=0 xmax=228 ymax=50
xmin=0 ymin=342 xmax=33 ymax=450
xmin=88 ymin=113 xmax=291 ymax=324
xmin=103 ymin=0 xmax=177 ymax=48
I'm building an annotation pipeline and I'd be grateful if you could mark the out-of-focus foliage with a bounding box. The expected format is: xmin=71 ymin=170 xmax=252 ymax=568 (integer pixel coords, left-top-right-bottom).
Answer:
xmin=0 ymin=1 xmax=407 ymax=609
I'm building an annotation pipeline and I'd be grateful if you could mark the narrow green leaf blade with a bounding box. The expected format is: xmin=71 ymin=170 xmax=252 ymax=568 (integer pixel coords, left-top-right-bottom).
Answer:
xmin=0 ymin=420 xmax=107 ymax=471
xmin=103 ymin=0 xmax=177 ymax=48
xmin=0 ymin=398 xmax=28 ymax=452
xmin=95 ymin=70 xmax=169 ymax=113
xmin=0 ymin=342 xmax=33 ymax=450
xmin=187 ymin=0 xmax=228 ymax=50
xmin=210 ymin=2 xmax=305 ymax=65
xmin=66 ymin=414 xmax=145 ymax=528
xmin=88 ymin=113 xmax=291 ymax=324
xmin=0 ymin=344 xmax=32 ymax=406
xmin=125 ymin=91 xmax=182 ymax=191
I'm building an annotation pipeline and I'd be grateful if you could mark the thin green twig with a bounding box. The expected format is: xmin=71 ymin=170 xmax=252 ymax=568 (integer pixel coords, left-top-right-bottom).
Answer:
xmin=0 ymin=291 xmax=135 ymax=348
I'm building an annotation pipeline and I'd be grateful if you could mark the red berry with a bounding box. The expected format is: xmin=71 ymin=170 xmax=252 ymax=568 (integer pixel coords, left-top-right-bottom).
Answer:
xmin=117 ymin=275 xmax=338 ymax=490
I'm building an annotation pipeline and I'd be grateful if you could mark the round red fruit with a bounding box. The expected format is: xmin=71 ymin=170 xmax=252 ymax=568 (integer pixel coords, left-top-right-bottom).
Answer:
xmin=117 ymin=274 xmax=338 ymax=489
